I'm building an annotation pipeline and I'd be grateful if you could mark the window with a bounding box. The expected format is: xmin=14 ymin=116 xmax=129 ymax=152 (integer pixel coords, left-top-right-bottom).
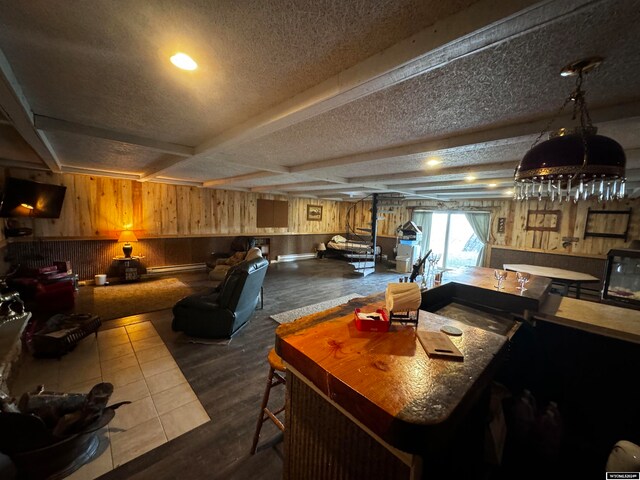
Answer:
xmin=412 ymin=211 xmax=490 ymax=268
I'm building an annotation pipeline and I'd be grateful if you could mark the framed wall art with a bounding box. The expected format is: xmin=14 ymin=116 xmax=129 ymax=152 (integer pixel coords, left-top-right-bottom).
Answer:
xmin=525 ymin=209 xmax=561 ymax=232
xmin=307 ymin=205 xmax=323 ymax=221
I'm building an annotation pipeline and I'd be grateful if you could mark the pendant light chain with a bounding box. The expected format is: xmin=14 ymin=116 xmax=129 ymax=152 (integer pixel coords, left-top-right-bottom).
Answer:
xmin=572 ymin=71 xmax=591 ymax=172
xmin=514 ymin=57 xmax=626 ymax=204
xmin=528 ymin=94 xmax=572 ymax=151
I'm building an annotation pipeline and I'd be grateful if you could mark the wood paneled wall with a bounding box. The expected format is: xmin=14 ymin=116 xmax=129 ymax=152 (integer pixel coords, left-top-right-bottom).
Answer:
xmin=2 ymin=168 xmax=638 ymax=261
xmin=376 ymin=199 xmax=504 ymax=237
xmin=493 ymin=198 xmax=639 ymax=257
xmin=1 ymin=169 xmax=352 ymax=238
xmin=373 ymin=198 xmax=640 ymax=260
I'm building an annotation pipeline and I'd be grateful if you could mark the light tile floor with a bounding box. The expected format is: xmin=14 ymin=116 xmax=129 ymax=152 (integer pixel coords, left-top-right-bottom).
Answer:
xmin=9 ymin=321 xmax=210 ymax=479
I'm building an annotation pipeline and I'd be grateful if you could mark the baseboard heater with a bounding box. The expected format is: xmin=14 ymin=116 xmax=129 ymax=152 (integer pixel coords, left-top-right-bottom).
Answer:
xmin=146 ymin=263 xmax=207 ymax=275
xmin=275 ymin=253 xmax=317 ymax=263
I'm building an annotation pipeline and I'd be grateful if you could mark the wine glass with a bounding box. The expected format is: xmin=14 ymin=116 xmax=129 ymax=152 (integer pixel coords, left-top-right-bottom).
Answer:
xmin=426 ymin=253 xmax=442 ymax=287
xmin=419 ymin=263 xmax=428 ymax=288
xmin=494 ymin=269 xmax=508 ymax=290
xmin=516 ymin=271 xmax=530 ymax=292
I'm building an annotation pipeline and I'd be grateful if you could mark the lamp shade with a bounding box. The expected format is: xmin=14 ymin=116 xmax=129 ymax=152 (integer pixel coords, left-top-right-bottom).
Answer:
xmin=514 ymin=129 xmax=627 ymax=202
xmin=317 ymin=242 xmax=327 ymax=251
xmin=515 ymin=131 xmax=626 ymax=183
xmin=118 ymin=230 xmax=138 ymax=258
xmin=514 ymin=57 xmax=627 ymax=203
xmin=118 ymin=230 xmax=138 ymax=243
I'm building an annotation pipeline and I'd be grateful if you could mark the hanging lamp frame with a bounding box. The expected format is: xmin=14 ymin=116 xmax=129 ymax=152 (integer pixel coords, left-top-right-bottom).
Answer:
xmin=514 ymin=57 xmax=626 ymax=203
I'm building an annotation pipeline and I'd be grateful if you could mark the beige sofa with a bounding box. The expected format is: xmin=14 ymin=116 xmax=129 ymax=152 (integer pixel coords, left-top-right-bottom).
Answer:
xmin=209 ymin=247 xmax=264 ymax=283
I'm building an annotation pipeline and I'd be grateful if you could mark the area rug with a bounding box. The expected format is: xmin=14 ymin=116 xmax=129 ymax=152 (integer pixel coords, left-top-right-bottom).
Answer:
xmin=270 ymin=293 xmax=364 ymax=324
xmin=74 ymin=277 xmax=203 ymax=321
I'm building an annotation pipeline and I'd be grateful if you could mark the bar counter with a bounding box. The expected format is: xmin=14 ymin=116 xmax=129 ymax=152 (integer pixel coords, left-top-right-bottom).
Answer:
xmin=276 ymin=297 xmax=501 ymax=477
xmin=274 ymin=266 xmax=640 ymax=479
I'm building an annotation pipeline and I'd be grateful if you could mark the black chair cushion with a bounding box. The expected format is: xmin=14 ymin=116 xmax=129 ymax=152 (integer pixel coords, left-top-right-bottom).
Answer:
xmin=172 ymin=256 xmax=268 ymax=338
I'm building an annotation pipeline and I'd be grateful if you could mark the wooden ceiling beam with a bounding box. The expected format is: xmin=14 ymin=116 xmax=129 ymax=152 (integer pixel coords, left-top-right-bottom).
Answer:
xmin=203 ymin=171 xmax=278 ymax=187
xmin=388 ymin=177 xmax=513 ymax=190
xmin=411 ymin=186 xmax=510 ymax=195
xmin=351 ymin=161 xmax=516 ymax=184
xmin=250 ymin=181 xmax=334 ymax=192
xmin=60 ymin=165 xmax=142 ymax=181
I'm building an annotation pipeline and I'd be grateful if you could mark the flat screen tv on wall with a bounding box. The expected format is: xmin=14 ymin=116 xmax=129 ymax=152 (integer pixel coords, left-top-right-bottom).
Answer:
xmin=0 ymin=177 xmax=67 ymax=218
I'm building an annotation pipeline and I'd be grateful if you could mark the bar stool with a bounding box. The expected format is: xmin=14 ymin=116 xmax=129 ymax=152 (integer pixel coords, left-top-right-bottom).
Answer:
xmin=250 ymin=348 xmax=286 ymax=454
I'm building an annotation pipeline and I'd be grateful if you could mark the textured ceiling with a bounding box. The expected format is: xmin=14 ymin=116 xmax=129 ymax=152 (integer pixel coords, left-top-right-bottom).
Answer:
xmin=223 ymin=1 xmax=640 ymax=165
xmin=158 ymin=155 xmax=260 ymax=182
xmin=0 ymin=0 xmax=639 ymax=201
xmin=321 ymin=142 xmax=530 ymax=178
xmin=0 ymin=125 xmax=41 ymax=165
xmin=0 ymin=0 xmax=478 ymax=145
xmin=44 ymin=131 xmax=172 ymax=174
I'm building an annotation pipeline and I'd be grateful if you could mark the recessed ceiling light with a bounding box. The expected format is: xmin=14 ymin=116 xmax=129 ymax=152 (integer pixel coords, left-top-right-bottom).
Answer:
xmin=170 ymin=52 xmax=198 ymax=71
xmin=504 ymin=189 xmax=514 ymax=196
xmin=426 ymin=159 xmax=441 ymax=167
xmin=465 ymin=175 xmax=476 ymax=182
xmin=488 ymin=183 xmax=497 ymax=188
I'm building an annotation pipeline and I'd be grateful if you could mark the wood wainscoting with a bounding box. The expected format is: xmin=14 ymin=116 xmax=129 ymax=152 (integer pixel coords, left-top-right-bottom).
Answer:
xmin=6 ymin=233 xmax=338 ymax=280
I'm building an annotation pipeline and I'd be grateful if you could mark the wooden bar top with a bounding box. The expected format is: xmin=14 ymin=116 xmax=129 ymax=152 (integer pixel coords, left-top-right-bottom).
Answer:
xmin=443 ymin=265 xmax=552 ymax=301
xmin=444 ymin=267 xmax=640 ymax=343
xmin=435 ymin=265 xmax=552 ymax=316
xmin=275 ymin=293 xmax=508 ymax=454
xmin=537 ymin=295 xmax=640 ymax=344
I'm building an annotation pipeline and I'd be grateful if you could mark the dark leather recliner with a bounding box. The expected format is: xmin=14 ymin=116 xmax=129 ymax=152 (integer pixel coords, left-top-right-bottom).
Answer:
xmin=172 ymin=256 xmax=268 ymax=338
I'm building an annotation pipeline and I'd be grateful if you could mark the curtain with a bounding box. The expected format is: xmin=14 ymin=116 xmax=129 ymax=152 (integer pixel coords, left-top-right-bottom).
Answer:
xmin=464 ymin=212 xmax=490 ymax=266
xmin=412 ymin=211 xmax=432 ymax=259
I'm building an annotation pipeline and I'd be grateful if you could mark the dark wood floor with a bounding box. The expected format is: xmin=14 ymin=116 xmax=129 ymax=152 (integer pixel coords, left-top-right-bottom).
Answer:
xmin=100 ymin=258 xmax=402 ymax=480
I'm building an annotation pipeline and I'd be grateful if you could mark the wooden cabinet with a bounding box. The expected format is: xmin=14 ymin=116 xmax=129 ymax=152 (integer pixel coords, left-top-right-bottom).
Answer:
xmin=112 ymin=256 xmax=145 ymax=282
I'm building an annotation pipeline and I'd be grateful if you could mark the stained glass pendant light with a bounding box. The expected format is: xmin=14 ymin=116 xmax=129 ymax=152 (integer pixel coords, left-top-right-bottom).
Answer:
xmin=514 ymin=57 xmax=626 ymax=203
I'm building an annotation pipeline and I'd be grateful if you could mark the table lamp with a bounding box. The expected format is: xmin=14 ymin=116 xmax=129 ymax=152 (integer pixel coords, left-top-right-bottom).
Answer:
xmin=118 ymin=230 xmax=138 ymax=258
xmin=317 ymin=242 xmax=326 ymax=259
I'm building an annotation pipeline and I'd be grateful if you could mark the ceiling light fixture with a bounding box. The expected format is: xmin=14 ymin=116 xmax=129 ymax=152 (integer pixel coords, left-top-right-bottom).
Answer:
xmin=488 ymin=183 xmax=497 ymax=188
xmin=514 ymin=57 xmax=626 ymax=203
xmin=170 ymin=52 xmax=198 ymax=71
xmin=465 ymin=175 xmax=476 ymax=182
xmin=426 ymin=159 xmax=441 ymax=167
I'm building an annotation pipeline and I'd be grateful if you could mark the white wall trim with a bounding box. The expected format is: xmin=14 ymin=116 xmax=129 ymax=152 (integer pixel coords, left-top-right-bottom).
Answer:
xmin=274 ymin=253 xmax=317 ymax=263
xmin=145 ymin=263 xmax=207 ymax=275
